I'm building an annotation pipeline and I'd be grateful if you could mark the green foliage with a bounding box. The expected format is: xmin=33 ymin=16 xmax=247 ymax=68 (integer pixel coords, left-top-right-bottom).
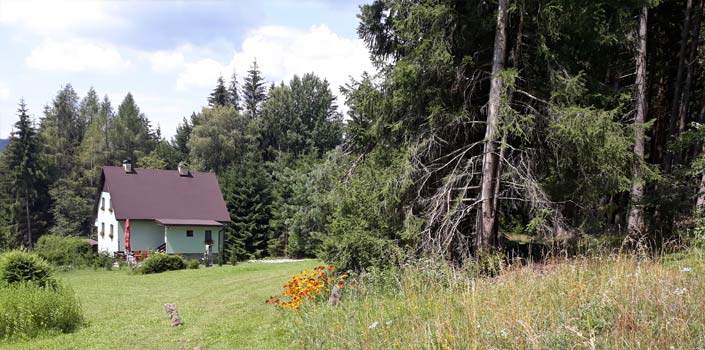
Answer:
xmin=48 ymin=182 xmax=93 ymax=237
xmin=269 ymin=151 xmax=347 ymax=257
xmin=2 ymin=101 xmax=51 ymax=248
xmin=321 ymin=149 xmax=413 ymax=271
xmin=92 ymin=252 xmax=114 ymax=271
xmin=0 ymin=282 xmax=83 ymax=339
xmin=221 ymin=160 xmax=273 ymax=262
xmin=208 ymin=75 xmax=229 ymax=107
xmin=545 ymin=103 xmax=634 ymax=230
xmin=242 ymin=60 xmax=267 ymax=118
xmin=111 ymin=92 xmax=155 ymax=164
xmin=0 ymin=250 xmax=56 ymax=288
xmin=187 ymin=259 xmax=200 ymax=269
xmin=259 ymin=73 xmax=343 ymax=160
xmin=189 ymin=106 xmax=251 ymax=172
xmin=35 ymin=235 xmax=94 ymax=267
xmin=137 ymin=253 xmax=186 ymax=274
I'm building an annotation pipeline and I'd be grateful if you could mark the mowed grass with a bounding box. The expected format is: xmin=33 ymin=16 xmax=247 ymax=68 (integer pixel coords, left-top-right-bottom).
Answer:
xmin=0 ymin=260 xmax=317 ymax=350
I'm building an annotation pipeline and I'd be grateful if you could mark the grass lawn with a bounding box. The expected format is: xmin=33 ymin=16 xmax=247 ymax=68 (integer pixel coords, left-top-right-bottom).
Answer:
xmin=0 ymin=260 xmax=318 ymax=350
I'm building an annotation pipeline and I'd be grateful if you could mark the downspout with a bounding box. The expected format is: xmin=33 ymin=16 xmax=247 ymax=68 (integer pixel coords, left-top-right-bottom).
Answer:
xmin=218 ymin=227 xmax=225 ymax=266
xmin=164 ymin=226 xmax=169 ymax=253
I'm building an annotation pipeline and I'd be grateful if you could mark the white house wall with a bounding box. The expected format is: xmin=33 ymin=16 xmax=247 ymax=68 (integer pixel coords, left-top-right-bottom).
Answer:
xmin=95 ymin=191 xmax=119 ymax=253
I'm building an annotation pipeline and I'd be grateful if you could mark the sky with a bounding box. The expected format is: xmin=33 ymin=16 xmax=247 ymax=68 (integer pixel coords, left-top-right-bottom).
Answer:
xmin=0 ymin=0 xmax=375 ymax=139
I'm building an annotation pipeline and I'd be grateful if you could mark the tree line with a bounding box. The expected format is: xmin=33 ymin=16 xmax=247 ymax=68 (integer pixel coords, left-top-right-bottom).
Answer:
xmin=3 ymin=0 xmax=705 ymax=271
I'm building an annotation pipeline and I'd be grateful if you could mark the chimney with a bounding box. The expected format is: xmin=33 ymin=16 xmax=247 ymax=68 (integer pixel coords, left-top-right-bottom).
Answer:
xmin=177 ymin=161 xmax=190 ymax=176
xmin=122 ymin=160 xmax=133 ymax=173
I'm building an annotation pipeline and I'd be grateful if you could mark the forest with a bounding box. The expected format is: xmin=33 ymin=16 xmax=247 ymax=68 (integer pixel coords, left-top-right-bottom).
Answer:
xmin=2 ymin=0 xmax=705 ymax=271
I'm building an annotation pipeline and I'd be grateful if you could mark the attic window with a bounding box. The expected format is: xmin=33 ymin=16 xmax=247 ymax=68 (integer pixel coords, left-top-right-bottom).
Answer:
xmin=101 ymin=198 xmax=105 ymax=210
xmin=186 ymin=230 xmax=194 ymax=237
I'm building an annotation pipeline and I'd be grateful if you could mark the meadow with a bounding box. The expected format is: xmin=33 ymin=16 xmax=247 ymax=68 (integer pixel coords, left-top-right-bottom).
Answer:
xmin=290 ymin=250 xmax=705 ymax=350
xmin=0 ymin=260 xmax=317 ymax=350
xmin=4 ymin=251 xmax=705 ymax=350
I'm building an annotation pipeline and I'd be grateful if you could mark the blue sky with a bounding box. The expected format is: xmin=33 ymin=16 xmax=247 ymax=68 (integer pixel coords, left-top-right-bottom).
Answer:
xmin=0 ymin=0 xmax=373 ymax=138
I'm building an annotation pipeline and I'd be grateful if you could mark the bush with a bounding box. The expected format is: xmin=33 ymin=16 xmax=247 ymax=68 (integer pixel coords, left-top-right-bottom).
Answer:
xmin=319 ymin=231 xmax=403 ymax=272
xmin=35 ymin=235 xmax=95 ymax=268
xmin=0 ymin=282 xmax=83 ymax=339
xmin=137 ymin=253 xmax=186 ymax=274
xmin=187 ymin=259 xmax=200 ymax=269
xmin=0 ymin=250 xmax=56 ymax=288
xmin=92 ymin=252 xmax=114 ymax=270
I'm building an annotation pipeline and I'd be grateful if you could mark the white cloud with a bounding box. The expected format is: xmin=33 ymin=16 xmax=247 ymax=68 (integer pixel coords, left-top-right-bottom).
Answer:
xmin=144 ymin=45 xmax=192 ymax=73
xmin=0 ymin=0 xmax=122 ymax=36
xmin=175 ymin=24 xmax=373 ymax=96
xmin=26 ymin=40 xmax=130 ymax=72
xmin=176 ymin=58 xmax=227 ymax=91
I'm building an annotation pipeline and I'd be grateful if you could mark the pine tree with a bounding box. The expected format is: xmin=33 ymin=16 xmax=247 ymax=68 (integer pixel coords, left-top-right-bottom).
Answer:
xmin=3 ymin=100 xmax=51 ymax=248
xmin=227 ymin=71 xmax=241 ymax=110
xmin=208 ymin=75 xmax=229 ymax=107
xmin=242 ymin=59 xmax=267 ymax=119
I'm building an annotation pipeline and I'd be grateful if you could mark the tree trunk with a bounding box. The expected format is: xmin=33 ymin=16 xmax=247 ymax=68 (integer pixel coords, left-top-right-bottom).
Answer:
xmin=678 ymin=0 xmax=704 ymax=138
xmin=627 ymin=6 xmax=649 ymax=239
xmin=477 ymin=0 xmax=508 ymax=251
xmin=665 ymin=0 xmax=694 ymax=172
xmin=24 ymin=182 xmax=32 ymax=249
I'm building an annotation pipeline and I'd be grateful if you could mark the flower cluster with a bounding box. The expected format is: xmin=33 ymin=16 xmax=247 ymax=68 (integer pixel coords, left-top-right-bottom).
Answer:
xmin=266 ymin=265 xmax=349 ymax=309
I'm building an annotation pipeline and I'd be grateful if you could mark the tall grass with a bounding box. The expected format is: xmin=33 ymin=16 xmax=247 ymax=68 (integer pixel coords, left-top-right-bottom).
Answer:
xmin=0 ymin=283 xmax=83 ymax=339
xmin=289 ymin=251 xmax=705 ymax=349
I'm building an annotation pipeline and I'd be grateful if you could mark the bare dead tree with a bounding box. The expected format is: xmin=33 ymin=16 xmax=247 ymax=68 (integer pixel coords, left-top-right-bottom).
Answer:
xmin=627 ymin=6 xmax=649 ymax=240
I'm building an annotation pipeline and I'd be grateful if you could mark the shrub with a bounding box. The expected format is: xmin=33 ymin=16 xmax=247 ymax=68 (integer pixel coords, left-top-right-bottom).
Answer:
xmin=0 ymin=282 xmax=83 ymax=339
xmin=319 ymin=231 xmax=403 ymax=272
xmin=187 ymin=259 xmax=200 ymax=269
xmin=35 ymin=235 xmax=94 ymax=267
xmin=92 ymin=252 xmax=114 ymax=270
xmin=0 ymin=250 xmax=56 ymax=288
xmin=137 ymin=253 xmax=186 ymax=274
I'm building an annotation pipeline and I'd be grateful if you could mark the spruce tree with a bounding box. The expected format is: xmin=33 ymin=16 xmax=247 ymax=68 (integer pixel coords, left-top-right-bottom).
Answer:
xmin=112 ymin=93 xmax=155 ymax=163
xmin=208 ymin=75 xmax=229 ymax=107
xmin=3 ymin=100 xmax=51 ymax=247
xmin=227 ymin=71 xmax=241 ymax=110
xmin=172 ymin=116 xmax=192 ymax=161
xmin=220 ymin=159 xmax=273 ymax=262
xmin=242 ymin=59 xmax=267 ymax=119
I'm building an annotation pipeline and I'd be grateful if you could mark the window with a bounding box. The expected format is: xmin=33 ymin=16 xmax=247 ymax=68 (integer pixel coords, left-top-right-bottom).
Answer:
xmin=110 ymin=224 xmax=113 ymax=235
xmin=205 ymin=230 xmax=212 ymax=244
xmin=101 ymin=223 xmax=105 ymax=234
xmin=186 ymin=230 xmax=194 ymax=237
xmin=101 ymin=198 xmax=105 ymax=210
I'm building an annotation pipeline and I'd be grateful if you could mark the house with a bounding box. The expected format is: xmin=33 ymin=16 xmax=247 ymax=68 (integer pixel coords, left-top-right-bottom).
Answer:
xmin=94 ymin=161 xmax=230 ymax=259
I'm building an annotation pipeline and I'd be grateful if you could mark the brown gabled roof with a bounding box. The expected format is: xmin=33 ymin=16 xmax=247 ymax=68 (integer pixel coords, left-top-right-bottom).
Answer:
xmin=101 ymin=166 xmax=230 ymax=222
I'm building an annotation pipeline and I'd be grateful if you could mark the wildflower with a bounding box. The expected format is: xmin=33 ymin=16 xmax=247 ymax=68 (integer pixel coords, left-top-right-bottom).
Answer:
xmin=673 ymin=287 xmax=687 ymax=296
xmin=681 ymin=267 xmax=692 ymax=273
xmin=368 ymin=321 xmax=379 ymax=329
xmin=385 ymin=320 xmax=393 ymax=326
xmin=499 ymin=329 xmax=509 ymax=337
